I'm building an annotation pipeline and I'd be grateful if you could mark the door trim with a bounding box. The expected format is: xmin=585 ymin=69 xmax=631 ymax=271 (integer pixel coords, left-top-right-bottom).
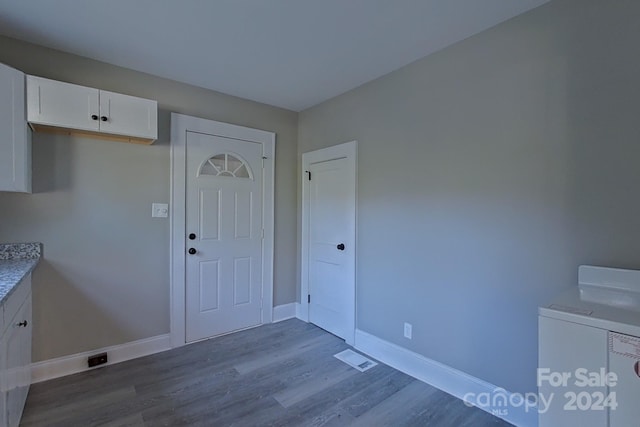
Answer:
xmin=170 ymin=113 xmax=275 ymax=348
xmin=301 ymin=140 xmax=357 ymax=345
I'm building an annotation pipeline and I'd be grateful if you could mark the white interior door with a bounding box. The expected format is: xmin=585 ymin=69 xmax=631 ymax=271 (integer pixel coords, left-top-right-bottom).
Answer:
xmin=302 ymin=141 xmax=356 ymax=343
xmin=185 ymin=131 xmax=264 ymax=342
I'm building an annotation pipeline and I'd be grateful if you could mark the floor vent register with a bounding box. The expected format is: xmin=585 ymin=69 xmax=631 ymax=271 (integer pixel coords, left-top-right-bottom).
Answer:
xmin=334 ymin=349 xmax=378 ymax=372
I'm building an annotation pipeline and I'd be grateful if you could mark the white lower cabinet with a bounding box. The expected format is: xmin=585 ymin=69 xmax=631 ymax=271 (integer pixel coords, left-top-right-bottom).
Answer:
xmin=0 ymin=275 xmax=32 ymax=427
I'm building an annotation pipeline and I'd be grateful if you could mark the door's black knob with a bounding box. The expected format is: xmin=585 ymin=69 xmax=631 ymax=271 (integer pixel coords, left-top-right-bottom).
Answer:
xmin=91 ymin=114 xmax=98 ymax=120
xmin=337 ymin=243 xmax=345 ymax=251
xmin=188 ymin=233 xmax=196 ymax=240
xmin=17 ymin=320 xmax=28 ymax=327
xmin=188 ymin=248 xmax=197 ymax=255
xmin=100 ymin=116 xmax=108 ymax=122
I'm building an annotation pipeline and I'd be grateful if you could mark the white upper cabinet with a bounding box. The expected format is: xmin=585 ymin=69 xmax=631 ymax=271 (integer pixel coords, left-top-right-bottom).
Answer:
xmin=0 ymin=62 xmax=31 ymax=193
xmin=26 ymin=75 xmax=157 ymax=143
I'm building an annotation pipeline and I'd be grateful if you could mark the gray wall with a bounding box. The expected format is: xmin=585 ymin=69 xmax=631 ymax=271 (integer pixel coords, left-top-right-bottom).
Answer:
xmin=0 ymin=36 xmax=298 ymax=362
xmin=299 ymin=0 xmax=640 ymax=394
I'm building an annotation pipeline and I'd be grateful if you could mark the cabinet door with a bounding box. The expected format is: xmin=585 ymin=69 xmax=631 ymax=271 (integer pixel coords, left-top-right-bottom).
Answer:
xmin=0 ymin=63 xmax=30 ymax=193
xmin=99 ymin=90 xmax=157 ymax=140
xmin=27 ymin=75 xmax=100 ymax=132
xmin=539 ymin=316 xmax=608 ymax=427
xmin=3 ymin=294 xmax=31 ymax=427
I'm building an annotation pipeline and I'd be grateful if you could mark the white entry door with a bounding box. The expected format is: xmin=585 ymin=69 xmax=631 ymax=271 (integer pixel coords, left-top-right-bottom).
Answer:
xmin=302 ymin=141 xmax=356 ymax=344
xmin=185 ymin=131 xmax=264 ymax=342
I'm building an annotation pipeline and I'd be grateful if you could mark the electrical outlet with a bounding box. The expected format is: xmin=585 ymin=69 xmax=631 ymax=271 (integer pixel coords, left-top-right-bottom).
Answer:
xmin=404 ymin=322 xmax=412 ymax=339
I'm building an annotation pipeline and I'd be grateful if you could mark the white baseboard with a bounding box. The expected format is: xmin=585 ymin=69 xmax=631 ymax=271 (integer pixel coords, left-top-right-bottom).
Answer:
xmin=354 ymin=329 xmax=537 ymax=427
xmin=272 ymin=303 xmax=297 ymax=322
xmin=31 ymin=334 xmax=172 ymax=384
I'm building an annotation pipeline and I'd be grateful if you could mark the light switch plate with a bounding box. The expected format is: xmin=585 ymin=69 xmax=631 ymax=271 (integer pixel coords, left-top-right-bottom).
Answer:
xmin=152 ymin=203 xmax=169 ymax=218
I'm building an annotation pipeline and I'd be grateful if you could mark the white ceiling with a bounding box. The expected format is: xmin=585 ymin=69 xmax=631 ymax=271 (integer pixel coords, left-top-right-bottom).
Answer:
xmin=0 ymin=0 xmax=549 ymax=111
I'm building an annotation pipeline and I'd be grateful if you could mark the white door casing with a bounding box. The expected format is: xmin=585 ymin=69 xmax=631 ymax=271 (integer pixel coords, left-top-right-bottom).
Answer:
xmin=170 ymin=113 xmax=275 ymax=348
xmin=301 ymin=141 xmax=357 ymax=345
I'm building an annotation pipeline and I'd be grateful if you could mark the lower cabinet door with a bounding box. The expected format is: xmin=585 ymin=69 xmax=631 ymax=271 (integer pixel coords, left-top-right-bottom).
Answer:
xmin=3 ymin=295 xmax=32 ymax=427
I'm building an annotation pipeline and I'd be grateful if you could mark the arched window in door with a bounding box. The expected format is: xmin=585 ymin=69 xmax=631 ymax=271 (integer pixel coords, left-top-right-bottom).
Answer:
xmin=199 ymin=153 xmax=252 ymax=179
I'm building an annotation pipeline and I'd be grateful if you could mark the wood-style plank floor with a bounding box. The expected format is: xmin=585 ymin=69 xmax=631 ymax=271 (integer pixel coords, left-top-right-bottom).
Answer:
xmin=20 ymin=319 xmax=512 ymax=426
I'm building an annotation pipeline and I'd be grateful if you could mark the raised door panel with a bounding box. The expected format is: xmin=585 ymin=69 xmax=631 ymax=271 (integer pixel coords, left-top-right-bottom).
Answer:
xmin=27 ymin=75 xmax=100 ymax=132
xmin=0 ymin=62 xmax=30 ymax=193
xmin=99 ymin=90 xmax=157 ymax=140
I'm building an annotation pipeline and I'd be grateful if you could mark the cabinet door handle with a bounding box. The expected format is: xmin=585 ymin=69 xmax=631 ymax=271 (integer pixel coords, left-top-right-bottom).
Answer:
xmin=91 ymin=114 xmax=98 ymax=120
xmin=100 ymin=116 xmax=108 ymax=122
xmin=17 ymin=320 xmax=28 ymax=327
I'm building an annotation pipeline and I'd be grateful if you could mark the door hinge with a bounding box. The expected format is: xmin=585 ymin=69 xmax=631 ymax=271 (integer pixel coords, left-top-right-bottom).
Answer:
xmin=305 ymin=170 xmax=311 ymax=181
xmin=308 ymin=294 xmax=311 ymax=304
xmin=262 ymin=156 xmax=266 ymax=168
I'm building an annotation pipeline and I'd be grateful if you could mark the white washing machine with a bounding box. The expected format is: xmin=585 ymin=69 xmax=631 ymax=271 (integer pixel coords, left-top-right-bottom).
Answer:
xmin=539 ymin=265 xmax=640 ymax=427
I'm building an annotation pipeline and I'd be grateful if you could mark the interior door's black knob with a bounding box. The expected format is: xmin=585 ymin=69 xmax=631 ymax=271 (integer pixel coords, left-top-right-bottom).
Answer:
xmin=91 ymin=114 xmax=98 ymax=120
xmin=337 ymin=243 xmax=345 ymax=251
xmin=17 ymin=320 xmax=28 ymax=327
xmin=100 ymin=116 xmax=108 ymax=122
xmin=188 ymin=233 xmax=196 ymax=240
xmin=188 ymin=248 xmax=197 ymax=255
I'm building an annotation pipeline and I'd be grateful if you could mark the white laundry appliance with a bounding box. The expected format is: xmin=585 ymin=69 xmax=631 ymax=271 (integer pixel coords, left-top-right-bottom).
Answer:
xmin=538 ymin=265 xmax=640 ymax=427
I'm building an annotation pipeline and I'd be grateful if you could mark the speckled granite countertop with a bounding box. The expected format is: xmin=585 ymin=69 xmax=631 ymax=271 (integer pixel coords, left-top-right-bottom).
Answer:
xmin=0 ymin=242 xmax=41 ymax=305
